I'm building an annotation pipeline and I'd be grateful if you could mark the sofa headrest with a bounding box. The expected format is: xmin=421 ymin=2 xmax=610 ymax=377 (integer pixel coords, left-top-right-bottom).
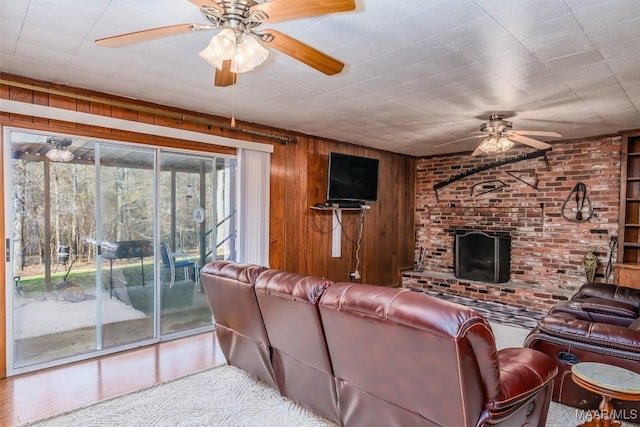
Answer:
xmin=200 ymin=260 xmax=267 ymax=285
xmin=319 ymin=283 xmax=503 ymax=421
xmin=254 ymin=269 xmax=332 ymax=304
xmin=321 ymin=284 xmax=485 ymax=338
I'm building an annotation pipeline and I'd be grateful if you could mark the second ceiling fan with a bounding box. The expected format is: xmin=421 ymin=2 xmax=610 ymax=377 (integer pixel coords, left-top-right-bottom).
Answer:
xmin=438 ymin=114 xmax=562 ymax=156
xmin=96 ymin=0 xmax=355 ymax=87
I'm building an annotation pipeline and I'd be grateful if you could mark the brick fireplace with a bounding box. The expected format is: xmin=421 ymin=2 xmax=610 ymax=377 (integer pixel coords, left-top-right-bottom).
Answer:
xmin=403 ymin=135 xmax=621 ymax=312
xmin=455 ymin=230 xmax=511 ymax=284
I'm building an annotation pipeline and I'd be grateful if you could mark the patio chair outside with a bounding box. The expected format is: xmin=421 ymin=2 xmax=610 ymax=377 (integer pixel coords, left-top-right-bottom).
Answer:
xmin=160 ymin=242 xmax=199 ymax=288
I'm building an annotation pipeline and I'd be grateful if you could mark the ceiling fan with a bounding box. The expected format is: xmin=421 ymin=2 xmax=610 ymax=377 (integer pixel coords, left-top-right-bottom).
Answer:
xmin=95 ymin=0 xmax=355 ymax=87
xmin=437 ymin=114 xmax=562 ymax=156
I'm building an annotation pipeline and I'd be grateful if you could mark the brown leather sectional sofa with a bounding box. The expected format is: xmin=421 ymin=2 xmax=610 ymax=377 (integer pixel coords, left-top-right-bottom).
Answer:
xmin=525 ymin=282 xmax=640 ymax=420
xmin=201 ymin=261 xmax=558 ymax=427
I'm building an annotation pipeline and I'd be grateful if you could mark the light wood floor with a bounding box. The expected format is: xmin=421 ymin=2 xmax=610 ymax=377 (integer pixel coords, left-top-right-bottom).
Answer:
xmin=0 ymin=332 xmax=225 ymax=427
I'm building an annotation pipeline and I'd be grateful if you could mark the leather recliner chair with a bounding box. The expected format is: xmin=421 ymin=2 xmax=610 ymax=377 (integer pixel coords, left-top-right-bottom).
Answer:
xmin=525 ymin=282 xmax=640 ymax=419
xmin=319 ymin=283 xmax=558 ymax=427
xmin=547 ymin=282 xmax=640 ymax=326
xmin=200 ymin=261 xmax=277 ymax=388
xmin=254 ymin=269 xmax=340 ymax=424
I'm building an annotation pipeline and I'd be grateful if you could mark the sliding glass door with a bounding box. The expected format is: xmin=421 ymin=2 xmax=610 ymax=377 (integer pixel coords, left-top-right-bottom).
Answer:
xmin=6 ymin=131 xmax=159 ymax=370
xmin=158 ymin=153 xmax=236 ymax=337
xmin=8 ymin=134 xmax=101 ymax=367
xmin=5 ymin=128 xmax=235 ymax=374
xmin=97 ymin=144 xmax=156 ymax=348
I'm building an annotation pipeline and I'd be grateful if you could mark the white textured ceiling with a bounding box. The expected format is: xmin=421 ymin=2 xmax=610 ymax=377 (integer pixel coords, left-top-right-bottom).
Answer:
xmin=1 ymin=0 xmax=639 ymax=157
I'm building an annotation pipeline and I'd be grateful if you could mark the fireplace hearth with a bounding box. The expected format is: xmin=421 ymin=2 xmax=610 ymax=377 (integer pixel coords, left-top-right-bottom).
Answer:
xmin=455 ymin=230 xmax=511 ymax=284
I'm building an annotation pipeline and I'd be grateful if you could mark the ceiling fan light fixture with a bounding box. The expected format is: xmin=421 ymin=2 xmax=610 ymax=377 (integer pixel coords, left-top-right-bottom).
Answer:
xmin=198 ymin=45 xmax=225 ymax=69
xmin=230 ymin=33 xmax=269 ymax=73
xmin=210 ymin=28 xmax=237 ymax=59
xmin=45 ymin=138 xmax=74 ymax=162
xmin=46 ymin=148 xmax=75 ymax=162
xmin=478 ymin=135 xmax=513 ymax=154
xmin=198 ymin=28 xmax=237 ymax=68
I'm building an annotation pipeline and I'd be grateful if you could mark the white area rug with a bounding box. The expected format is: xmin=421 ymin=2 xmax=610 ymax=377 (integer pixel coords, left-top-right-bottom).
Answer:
xmin=21 ymin=323 xmax=640 ymax=427
xmin=490 ymin=321 xmax=529 ymax=349
xmin=23 ymin=364 xmax=331 ymax=427
xmin=13 ymin=291 xmax=146 ymax=339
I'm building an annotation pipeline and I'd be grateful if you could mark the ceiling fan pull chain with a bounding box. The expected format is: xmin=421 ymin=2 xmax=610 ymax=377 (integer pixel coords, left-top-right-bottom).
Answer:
xmin=231 ymin=75 xmax=237 ymax=127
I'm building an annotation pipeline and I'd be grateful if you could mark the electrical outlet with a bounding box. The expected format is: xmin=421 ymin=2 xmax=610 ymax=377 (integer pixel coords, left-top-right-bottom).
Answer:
xmin=349 ymin=270 xmax=361 ymax=280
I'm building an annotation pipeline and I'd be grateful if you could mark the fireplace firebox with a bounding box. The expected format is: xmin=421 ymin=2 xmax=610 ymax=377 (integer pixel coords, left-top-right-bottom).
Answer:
xmin=455 ymin=230 xmax=511 ymax=284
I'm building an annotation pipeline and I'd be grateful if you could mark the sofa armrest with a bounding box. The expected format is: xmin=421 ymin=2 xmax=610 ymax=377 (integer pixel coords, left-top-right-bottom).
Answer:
xmin=581 ymin=297 xmax=637 ymax=318
xmin=485 ymin=348 xmax=557 ymax=411
xmin=575 ymin=282 xmax=640 ymax=308
xmin=537 ymin=312 xmax=640 ymax=353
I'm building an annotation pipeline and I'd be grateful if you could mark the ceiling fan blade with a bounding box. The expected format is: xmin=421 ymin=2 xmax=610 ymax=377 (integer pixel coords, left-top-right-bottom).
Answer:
xmin=252 ymin=0 xmax=356 ymax=23
xmin=186 ymin=0 xmax=222 ymax=10
xmin=215 ymin=60 xmax=237 ymax=87
xmin=434 ymin=134 xmax=484 ymax=148
xmin=471 ymin=146 xmax=485 ymax=157
xmin=96 ymin=24 xmax=205 ymax=47
xmin=258 ymin=29 xmax=344 ymax=75
xmin=512 ymin=130 xmax=562 ymax=137
xmin=508 ymin=134 xmax=552 ymax=150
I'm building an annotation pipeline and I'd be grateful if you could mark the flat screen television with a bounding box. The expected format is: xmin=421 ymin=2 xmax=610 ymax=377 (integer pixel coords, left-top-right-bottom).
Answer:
xmin=327 ymin=152 xmax=379 ymax=202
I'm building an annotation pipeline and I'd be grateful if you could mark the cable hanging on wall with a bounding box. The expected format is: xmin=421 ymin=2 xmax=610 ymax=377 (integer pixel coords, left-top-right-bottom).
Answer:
xmin=334 ymin=210 xmax=360 ymax=243
xmin=350 ymin=208 xmax=366 ymax=281
xmin=310 ymin=210 xmax=339 ymax=234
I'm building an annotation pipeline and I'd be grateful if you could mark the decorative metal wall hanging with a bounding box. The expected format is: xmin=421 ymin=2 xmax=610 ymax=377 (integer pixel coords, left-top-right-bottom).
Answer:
xmin=433 ymin=148 xmax=551 ymax=201
xmin=505 ymin=170 xmax=539 ymax=189
xmin=561 ymin=182 xmax=593 ymax=222
xmin=471 ymin=180 xmax=509 ymax=197
xmin=414 ymin=246 xmax=425 ymax=272
xmin=605 ymin=235 xmax=618 ymax=281
xmin=583 ymin=249 xmax=598 ymax=282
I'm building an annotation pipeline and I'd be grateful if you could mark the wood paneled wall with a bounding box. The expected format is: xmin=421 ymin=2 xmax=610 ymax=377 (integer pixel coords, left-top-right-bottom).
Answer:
xmin=0 ymin=74 xmax=415 ymax=378
xmin=270 ymin=136 xmax=415 ymax=284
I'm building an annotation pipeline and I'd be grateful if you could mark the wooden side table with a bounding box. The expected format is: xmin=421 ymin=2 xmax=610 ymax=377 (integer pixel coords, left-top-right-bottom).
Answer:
xmin=571 ymin=362 xmax=640 ymax=427
xmin=613 ymin=263 xmax=640 ymax=290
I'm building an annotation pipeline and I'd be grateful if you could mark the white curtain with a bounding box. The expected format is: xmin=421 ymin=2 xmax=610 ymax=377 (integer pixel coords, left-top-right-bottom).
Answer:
xmin=237 ymin=148 xmax=271 ymax=266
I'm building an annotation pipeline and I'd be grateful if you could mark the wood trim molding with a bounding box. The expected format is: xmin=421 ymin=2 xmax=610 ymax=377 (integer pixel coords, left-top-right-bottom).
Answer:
xmin=0 ymin=100 xmax=273 ymax=153
xmin=0 ymin=124 xmax=5 ymax=378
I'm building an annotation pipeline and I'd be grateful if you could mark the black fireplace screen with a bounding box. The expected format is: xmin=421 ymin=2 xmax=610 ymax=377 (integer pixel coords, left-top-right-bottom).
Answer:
xmin=455 ymin=230 xmax=511 ymax=283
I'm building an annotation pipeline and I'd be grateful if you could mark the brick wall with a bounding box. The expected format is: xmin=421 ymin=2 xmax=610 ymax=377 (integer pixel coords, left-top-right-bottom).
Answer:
xmin=406 ymin=135 xmax=621 ymax=310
